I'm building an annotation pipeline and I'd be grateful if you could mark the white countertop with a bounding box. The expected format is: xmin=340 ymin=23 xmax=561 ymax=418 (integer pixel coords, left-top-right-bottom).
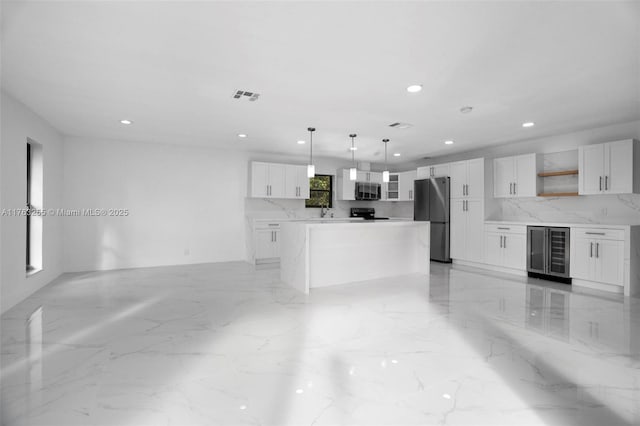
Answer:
xmin=282 ymin=219 xmax=425 ymax=228
xmin=485 ymin=220 xmax=638 ymax=229
xmin=254 ymin=217 xmax=413 ymax=224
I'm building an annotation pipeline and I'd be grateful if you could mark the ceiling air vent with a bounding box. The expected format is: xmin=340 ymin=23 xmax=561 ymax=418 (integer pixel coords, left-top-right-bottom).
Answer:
xmin=389 ymin=122 xmax=413 ymax=129
xmin=232 ymin=90 xmax=260 ymax=102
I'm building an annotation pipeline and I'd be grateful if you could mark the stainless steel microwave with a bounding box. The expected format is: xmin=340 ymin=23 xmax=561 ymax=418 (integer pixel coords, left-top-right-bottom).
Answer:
xmin=355 ymin=182 xmax=381 ymax=200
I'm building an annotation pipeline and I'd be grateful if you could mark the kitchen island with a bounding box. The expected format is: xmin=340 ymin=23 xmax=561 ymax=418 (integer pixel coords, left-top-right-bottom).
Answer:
xmin=280 ymin=220 xmax=430 ymax=293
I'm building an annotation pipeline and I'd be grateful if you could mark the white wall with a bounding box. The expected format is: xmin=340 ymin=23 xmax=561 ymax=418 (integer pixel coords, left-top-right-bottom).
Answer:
xmin=0 ymin=91 xmax=64 ymax=314
xmin=62 ymin=137 xmax=249 ymax=272
xmin=417 ymin=120 xmax=640 ymax=224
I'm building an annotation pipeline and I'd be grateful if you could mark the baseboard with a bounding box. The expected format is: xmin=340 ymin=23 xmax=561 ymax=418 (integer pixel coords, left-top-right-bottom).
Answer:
xmin=572 ymin=278 xmax=624 ymax=294
xmin=452 ymin=259 xmax=527 ymax=277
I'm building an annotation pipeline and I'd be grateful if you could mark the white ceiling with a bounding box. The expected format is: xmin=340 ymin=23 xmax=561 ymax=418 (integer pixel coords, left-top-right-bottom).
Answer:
xmin=2 ymin=1 xmax=639 ymax=164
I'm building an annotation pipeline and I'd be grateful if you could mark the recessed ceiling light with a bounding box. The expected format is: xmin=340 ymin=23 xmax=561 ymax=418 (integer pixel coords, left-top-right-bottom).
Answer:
xmin=393 ymin=153 xmax=401 ymax=157
xmin=297 ymin=140 xmax=305 ymax=144
xmin=460 ymin=106 xmax=473 ymax=114
xmin=522 ymin=122 xmax=535 ymax=128
xmin=237 ymin=133 xmax=247 ymax=138
xmin=120 ymin=119 xmax=132 ymax=125
xmin=445 ymin=140 xmax=454 ymax=145
xmin=349 ymin=146 xmax=358 ymax=151
xmin=406 ymin=84 xmax=422 ymax=93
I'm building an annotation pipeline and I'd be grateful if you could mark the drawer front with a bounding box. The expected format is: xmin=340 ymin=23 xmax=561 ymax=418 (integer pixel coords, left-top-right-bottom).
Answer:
xmin=254 ymin=222 xmax=282 ymax=230
xmin=485 ymin=224 xmax=527 ymax=235
xmin=572 ymin=228 xmax=625 ymax=241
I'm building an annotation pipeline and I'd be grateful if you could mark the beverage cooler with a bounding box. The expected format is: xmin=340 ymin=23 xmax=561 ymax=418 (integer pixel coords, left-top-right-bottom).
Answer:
xmin=527 ymin=226 xmax=571 ymax=283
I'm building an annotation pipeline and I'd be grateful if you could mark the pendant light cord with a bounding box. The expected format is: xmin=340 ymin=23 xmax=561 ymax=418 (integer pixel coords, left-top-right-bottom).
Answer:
xmin=308 ymin=127 xmax=315 ymax=165
xmin=350 ymin=134 xmax=357 ymax=165
xmin=383 ymin=138 xmax=389 ymax=170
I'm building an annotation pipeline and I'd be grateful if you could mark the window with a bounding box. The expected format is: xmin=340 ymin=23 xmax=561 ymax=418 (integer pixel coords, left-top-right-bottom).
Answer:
xmin=26 ymin=142 xmax=32 ymax=269
xmin=26 ymin=139 xmax=43 ymax=274
xmin=306 ymin=174 xmax=333 ymax=208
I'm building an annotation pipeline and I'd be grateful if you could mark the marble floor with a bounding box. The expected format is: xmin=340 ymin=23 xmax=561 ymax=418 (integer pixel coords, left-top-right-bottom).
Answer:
xmin=1 ymin=262 xmax=639 ymax=426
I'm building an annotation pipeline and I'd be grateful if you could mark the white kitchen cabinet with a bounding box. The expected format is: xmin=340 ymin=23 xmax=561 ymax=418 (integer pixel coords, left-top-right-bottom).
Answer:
xmin=484 ymin=224 xmax=527 ymax=271
xmin=382 ymin=173 xmax=399 ymax=201
xmin=337 ymin=169 xmax=355 ymax=201
xmin=571 ymin=228 xmax=625 ymax=287
xmin=251 ymin=162 xmax=286 ymax=198
xmin=254 ymin=221 xmax=282 ymax=263
xmin=449 ymin=158 xmax=484 ymax=199
xmin=398 ymin=170 xmax=417 ymax=201
xmin=450 ymin=199 xmax=484 ymax=263
xmin=493 ymin=153 xmax=541 ymax=198
xmin=578 ymin=139 xmax=639 ymax=195
xmin=416 ymin=163 xmax=450 ymax=179
xmin=284 ymin=165 xmax=310 ymax=199
xmin=356 ymin=171 xmax=382 ymax=184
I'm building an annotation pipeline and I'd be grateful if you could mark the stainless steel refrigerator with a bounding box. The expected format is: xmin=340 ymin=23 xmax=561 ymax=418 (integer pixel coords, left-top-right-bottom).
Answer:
xmin=414 ymin=177 xmax=451 ymax=262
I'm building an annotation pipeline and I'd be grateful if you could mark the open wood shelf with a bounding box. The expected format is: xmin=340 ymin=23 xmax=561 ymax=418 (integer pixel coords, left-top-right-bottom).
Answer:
xmin=537 ymin=192 xmax=579 ymax=197
xmin=538 ymin=169 xmax=579 ymax=177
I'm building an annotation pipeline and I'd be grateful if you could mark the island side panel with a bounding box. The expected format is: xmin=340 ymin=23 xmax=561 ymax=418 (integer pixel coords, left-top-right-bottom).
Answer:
xmin=308 ymin=222 xmax=430 ymax=289
xmin=280 ymin=222 xmax=310 ymax=294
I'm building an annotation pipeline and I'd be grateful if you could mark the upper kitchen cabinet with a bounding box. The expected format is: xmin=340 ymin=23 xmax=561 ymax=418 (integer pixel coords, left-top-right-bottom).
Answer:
xmin=356 ymin=171 xmax=382 ymax=184
xmin=250 ymin=161 xmax=286 ymax=198
xmin=416 ymin=163 xmax=450 ymax=179
xmin=493 ymin=153 xmax=542 ymax=198
xmin=383 ymin=174 xmax=399 ymax=201
xmin=578 ymin=139 xmax=640 ymax=195
xmin=449 ymin=158 xmax=484 ymax=199
xmin=284 ymin=165 xmax=310 ymax=199
xmin=398 ymin=170 xmax=417 ymax=201
xmin=337 ymin=169 xmax=355 ymax=201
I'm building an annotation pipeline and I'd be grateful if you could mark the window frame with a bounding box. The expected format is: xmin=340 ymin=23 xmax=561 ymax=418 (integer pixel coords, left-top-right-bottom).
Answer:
xmin=305 ymin=174 xmax=333 ymax=208
xmin=26 ymin=142 xmax=32 ymax=270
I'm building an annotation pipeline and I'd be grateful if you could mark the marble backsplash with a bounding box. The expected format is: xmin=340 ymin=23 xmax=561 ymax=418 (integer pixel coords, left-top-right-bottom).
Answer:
xmin=245 ymin=197 xmax=414 ymax=220
xmin=497 ymin=193 xmax=640 ymax=225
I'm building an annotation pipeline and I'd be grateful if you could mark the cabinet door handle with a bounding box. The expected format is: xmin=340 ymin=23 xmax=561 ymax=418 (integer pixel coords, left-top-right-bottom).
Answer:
xmin=274 ymin=232 xmax=277 ymax=242
xmin=513 ymin=182 xmax=516 ymax=195
xmin=497 ymin=227 xmax=510 ymax=230
xmin=590 ymin=242 xmax=593 ymax=258
xmin=596 ymin=242 xmax=599 ymax=258
xmin=599 ymin=176 xmax=602 ymax=191
xmin=500 ymin=235 xmax=503 ymax=248
xmin=605 ymin=176 xmax=608 ymax=191
xmin=503 ymin=235 xmax=506 ymax=248
xmin=509 ymin=183 xmax=513 ymax=195
xmin=585 ymin=232 xmax=605 ymax=235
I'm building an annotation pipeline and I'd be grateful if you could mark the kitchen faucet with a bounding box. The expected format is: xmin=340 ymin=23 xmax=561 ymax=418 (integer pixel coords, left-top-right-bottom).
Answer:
xmin=320 ymin=203 xmax=330 ymax=218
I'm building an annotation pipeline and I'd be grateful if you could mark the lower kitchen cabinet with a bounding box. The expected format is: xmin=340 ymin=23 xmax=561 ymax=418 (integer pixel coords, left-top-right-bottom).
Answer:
xmin=484 ymin=224 xmax=527 ymax=271
xmin=254 ymin=221 xmax=282 ymax=263
xmin=450 ymin=199 xmax=484 ymax=263
xmin=571 ymin=228 xmax=625 ymax=287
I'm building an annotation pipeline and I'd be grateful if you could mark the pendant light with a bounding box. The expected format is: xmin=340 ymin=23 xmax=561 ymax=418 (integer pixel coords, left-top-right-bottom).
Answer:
xmin=349 ymin=133 xmax=357 ymax=181
xmin=307 ymin=127 xmax=316 ymax=177
xmin=382 ymin=138 xmax=390 ymax=183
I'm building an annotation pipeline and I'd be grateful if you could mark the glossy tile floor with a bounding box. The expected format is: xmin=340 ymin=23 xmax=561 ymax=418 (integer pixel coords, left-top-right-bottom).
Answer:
xmin=1 ymin=262 xmax=639 ymax=425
